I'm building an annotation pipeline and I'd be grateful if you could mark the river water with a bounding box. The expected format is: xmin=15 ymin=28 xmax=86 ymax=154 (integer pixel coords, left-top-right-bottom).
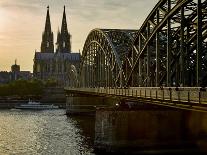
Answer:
xmin=0 ymin=109 xmax=95 ymax=155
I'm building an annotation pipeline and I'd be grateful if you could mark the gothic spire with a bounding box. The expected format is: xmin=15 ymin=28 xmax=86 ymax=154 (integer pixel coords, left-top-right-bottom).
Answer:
xmin=61 ymin=5 xmax=68 ymax=34
xmin=56 ymin=6 xmax=71 ymax=53
xmin=41 ymin=5 xmax=54 ymax=53
xmin=45 ymin=6 xmax=51 ymax=32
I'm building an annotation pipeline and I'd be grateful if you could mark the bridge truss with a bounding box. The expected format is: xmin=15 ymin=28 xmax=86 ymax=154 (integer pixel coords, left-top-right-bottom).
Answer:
xmin=80 ymin=0 xmax=207 ymax=88
xmin=80 ymin=29 xmax=137 ymax=87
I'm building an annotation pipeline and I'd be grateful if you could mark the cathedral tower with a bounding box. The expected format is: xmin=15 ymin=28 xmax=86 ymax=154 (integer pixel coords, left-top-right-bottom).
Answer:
xmin=34 ymin=5 xmax=80 ymax=86
xmin=56 ymin=6 xmax=71 ymax=53
xmin=41 ymin=6 xmax=54 ymax=53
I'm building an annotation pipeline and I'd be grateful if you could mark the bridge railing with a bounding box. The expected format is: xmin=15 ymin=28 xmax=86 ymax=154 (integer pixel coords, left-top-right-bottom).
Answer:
xmin=65 ymin=87 xmax=207 ymax=105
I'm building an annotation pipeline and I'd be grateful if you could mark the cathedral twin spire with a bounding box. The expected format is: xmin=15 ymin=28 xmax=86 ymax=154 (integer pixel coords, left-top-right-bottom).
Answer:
xmin=45 ymin=6 xmax=52 ymax=33
xmin=41 ymin=6 xmax=71 ymax=53
xmin=41 ymin=6 xmax=54 ymax=53
xmin=57 ymin=6 xmax=71 ymax=53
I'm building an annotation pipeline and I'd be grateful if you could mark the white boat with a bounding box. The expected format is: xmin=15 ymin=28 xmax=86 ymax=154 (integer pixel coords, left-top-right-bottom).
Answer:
xmin=15 ymin=100 xmax=59 ymax=110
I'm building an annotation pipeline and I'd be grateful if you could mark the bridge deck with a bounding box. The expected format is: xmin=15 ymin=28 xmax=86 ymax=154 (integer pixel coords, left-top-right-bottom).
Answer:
xmin=65 ymin=87 xmax=207 ymax=112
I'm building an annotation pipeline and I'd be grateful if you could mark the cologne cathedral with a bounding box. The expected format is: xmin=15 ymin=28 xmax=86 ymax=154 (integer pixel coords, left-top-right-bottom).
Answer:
xmin=33 ymin=6 xmax=80 ymax=86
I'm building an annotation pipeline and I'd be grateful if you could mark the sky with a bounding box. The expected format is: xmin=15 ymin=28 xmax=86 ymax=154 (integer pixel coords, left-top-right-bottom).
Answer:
xmin=0 ymin=0 xmax=158 ymax=72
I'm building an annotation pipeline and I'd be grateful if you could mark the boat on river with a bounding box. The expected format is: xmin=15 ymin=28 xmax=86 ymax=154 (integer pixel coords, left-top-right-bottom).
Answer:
xmin=15 ymin=100 xmax=59 ymax=110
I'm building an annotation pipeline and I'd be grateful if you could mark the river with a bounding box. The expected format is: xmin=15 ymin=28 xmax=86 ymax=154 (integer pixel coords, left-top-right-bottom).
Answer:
xmin=0 ymin=109 xmax=95 ymax=155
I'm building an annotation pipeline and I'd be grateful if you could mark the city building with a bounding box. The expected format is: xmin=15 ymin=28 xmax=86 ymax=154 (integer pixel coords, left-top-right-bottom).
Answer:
xmin=33 ymin=6 xmax=80 ymax=86
xmin=0 ymin=60 xmax=32 ymax=84
xmin=0 ymin=71 xmax=10 ymax=84
xmin=11 ymin=59 xmax=20 ymax=81
xmin=10 ymin=60 xmax=32 ymax=81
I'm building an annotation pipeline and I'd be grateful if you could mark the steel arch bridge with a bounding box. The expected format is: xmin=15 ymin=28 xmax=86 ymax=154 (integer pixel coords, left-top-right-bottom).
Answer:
xmin=80 ymin=28 xmax=137 ymax=87
xmin=79 ymin=0 xmax=207 ymax=88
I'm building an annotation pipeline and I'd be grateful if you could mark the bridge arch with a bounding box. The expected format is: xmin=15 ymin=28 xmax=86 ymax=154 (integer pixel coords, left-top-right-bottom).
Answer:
xmin=125 ymin=0 xmax=207 ymax=87
xmin=80 ymin=28 xmax=137 ymax=87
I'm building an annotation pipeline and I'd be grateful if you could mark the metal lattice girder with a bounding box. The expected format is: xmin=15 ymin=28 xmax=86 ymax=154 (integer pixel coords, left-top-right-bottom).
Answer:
xmin=79 ymin=0 xmax=207 ymax=88
xmin=80 ymin=29 xmax=137 ymax=88
xmin=125 ymin=0 xmax=207 ymax=87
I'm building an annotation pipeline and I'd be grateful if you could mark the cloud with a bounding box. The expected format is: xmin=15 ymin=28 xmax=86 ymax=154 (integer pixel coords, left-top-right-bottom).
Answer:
xmin=0 ymin=0 xmax=159 ymax=71
xmin=0 ymin=0 xmax=40 ymax=13
xmin=68 ymin=0 xmax=158 ymax=29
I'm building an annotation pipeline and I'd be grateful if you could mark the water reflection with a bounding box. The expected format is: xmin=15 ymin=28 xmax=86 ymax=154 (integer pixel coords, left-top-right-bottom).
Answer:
xmin=0 ymin=109 xmax=95 ymax=155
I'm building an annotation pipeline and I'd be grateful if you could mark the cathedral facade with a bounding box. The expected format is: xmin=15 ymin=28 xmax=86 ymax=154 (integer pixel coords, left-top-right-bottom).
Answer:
xmin=33 ymin=6 xmax=80 ymax=87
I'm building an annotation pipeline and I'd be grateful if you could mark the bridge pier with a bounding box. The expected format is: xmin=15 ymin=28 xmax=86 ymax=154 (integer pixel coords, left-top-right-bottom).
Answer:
xmin=65 ymin=88 xmax=207 ymax=153
xmin=65 ymin=89 xmax=122 ymax=115
xmin=94 ymin=105 xmax=207 ymax=154
xmin=184 ymin=110 xmax=207 ymax=153
xmin=94 ymin=106 xmax=195 ymax=154
xmin=66 ymin=93 xmax=107 ymax=115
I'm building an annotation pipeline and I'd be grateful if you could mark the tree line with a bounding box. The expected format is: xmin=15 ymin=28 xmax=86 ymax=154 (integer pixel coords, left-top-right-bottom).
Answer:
xmin=0 ymin=79 xmax=58 ymax=98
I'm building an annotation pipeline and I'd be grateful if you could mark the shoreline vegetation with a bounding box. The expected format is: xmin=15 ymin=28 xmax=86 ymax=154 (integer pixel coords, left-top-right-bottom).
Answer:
xmin=0 ymin=79 xmax=57 ymax=100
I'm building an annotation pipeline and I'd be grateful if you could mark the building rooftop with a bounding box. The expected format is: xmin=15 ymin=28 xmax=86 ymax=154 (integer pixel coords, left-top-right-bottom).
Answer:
xmin=34 ymin=52 xmax=80 ymax=61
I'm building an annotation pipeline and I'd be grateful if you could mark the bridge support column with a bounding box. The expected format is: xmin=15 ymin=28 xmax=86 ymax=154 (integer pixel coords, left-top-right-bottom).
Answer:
xmin=66 ymin=93 xmax=105 ymax=115
xmin=94 ymin=107 xmax=195 ymax=154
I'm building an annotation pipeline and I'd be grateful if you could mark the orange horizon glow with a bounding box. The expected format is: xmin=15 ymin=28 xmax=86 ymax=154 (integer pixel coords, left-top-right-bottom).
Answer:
xmin=0 ymin=0 xmax=158 ymax=72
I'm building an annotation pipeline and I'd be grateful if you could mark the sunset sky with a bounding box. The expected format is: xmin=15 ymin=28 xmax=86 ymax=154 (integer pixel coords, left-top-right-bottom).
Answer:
xmin=0 ymin=0 xmax=158 ymax=72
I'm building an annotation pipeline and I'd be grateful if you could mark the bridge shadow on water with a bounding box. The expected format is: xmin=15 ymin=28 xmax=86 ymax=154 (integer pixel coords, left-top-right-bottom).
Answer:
xmin=94 ymin=149 xmax=204 ymax=155
xmin=66 ymin=115 xmax=205 ymax=155
xmin=66 ymin=115 xmax=96 ymax=154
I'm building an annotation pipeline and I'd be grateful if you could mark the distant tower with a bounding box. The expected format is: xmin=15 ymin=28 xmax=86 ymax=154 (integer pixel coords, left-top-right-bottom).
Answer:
xmin=11 ymin=59 xmax=20 ymax=81
xmin=11 ymin=59 xmax=20 ymax=72
xmin=41 ymin=6 xmax=54 ymax=53
xmin=56 ymin=6 xmax=71 ymax=53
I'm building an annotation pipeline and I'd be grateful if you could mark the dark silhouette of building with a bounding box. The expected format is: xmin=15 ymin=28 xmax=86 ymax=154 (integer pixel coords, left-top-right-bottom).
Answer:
xmin=0 ymin=71 xmax=10 ymax=84
xmin=33 ymin=6 xmax=80 ymax=86
xmin=11 ymin=59 xmax=20 ymax=81
xmin=56 ymin=6 xmax=71 ymax=53
xmin=0 ymin=60 xmax=32 ymax=84
xmin=41 ymin=6 xmax=54 ymax=53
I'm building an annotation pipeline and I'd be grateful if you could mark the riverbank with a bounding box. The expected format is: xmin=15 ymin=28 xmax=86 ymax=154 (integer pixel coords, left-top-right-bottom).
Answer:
xmin=0 ymin=87 xmax=66 ymax=109
xmin=0 ymin=99 xmax=26 ymax=108
xmin=0 ymin=99 xmax=66 ymax=109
